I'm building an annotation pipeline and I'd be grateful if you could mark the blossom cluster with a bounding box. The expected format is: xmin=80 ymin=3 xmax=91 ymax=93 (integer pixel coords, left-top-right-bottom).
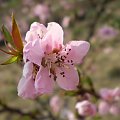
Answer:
xmin=75 ymin=87 xmax=120 ymax=118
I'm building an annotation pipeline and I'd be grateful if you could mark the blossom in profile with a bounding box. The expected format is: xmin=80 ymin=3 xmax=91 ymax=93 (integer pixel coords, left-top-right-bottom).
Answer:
xmin=97 ymin=26 xmax=118 ymax=40
xmin=33 ymin=4 xmax=50 ymax=22
xmin=49 ymin=95 xmax=63 ymax=114
xmin=18 ymin=22 xmax=90 ymax=99
xmin=75 ymin=100 xmax=97 ymax=116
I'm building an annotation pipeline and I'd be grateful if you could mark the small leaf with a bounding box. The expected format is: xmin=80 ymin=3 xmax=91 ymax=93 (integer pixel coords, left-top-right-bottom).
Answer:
xmin=1 ymin=56 xmax=18 ymax=65
xmin=82 ymin=76 xmax=93 ymax=87
xmin=1 ymin=25 xmax=14 ymax=46
xmin=12 ymin=14 xmax=23 ymax=52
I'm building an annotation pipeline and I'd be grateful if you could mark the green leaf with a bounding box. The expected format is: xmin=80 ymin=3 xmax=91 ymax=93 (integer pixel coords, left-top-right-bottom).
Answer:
xmin=12 ymin=14 xmax=23 ymax=52
xmin=1 ymin=56 xmax=18 ymax=65
xmin=1 ymin=25 xmax=14 ymax=46
xmin=82 ymin=76 xmax=93 ymax=86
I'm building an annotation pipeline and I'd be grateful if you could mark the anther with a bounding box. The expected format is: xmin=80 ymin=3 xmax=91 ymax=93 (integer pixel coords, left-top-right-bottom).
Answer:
xmin=49 ymin=75 xmax=52 ymax=78
xmin=63 ymin=75 xmax=65 ymax=77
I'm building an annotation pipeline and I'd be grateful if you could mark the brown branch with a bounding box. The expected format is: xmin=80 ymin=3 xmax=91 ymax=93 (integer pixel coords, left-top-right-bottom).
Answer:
xmin=86 ymin=0 xmax=113 ymax=42
xmin=0 ymin=100 xmax=50 ymax=120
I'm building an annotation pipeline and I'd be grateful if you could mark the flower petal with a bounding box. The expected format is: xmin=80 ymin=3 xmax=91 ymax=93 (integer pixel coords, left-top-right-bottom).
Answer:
xmin=98 ymin=100 xmax=110 ymax=116
xmin=42 ymin=22 xmax=64 ymax=53
xmin=35 ymin=67 xmax=54 ymax=94
xmin=25 ymin=22 xmax=47 ymax=42
xmin=23 ymin=39 xmax=44 ymax=65
xmin=56 ymin=65 xmax=79 ymax=90
xmin=66 ymin=41 xmax=90 ymax=64
xmin=17 ymin=62 xmax=37 ymax=99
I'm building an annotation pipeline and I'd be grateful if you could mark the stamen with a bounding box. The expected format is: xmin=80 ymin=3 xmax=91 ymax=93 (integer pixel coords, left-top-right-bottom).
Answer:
xmin=54 ymin=75 xmax=57 ymax=81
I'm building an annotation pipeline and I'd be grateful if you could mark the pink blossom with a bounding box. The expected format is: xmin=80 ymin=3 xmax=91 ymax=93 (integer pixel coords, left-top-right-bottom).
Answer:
xmin=66 ymin=111 xmax=76 ymax=120
xmin=98 ymin=101 xmax=120 ymax=116
xmin=99 ymin=88 xmax=115 ymax=102
xmin=17 ymin=62 xmax=37 ymax=99
xmin=113 ymin=87 xmax=120 ymax=100
xmin=99 ymin=88 xmax=120 ymax=102
xmin=49 ymin=95 xmax=63 ymax=114
xmin=61 ymin=109 xmax=76 ymax=120
xmin=18 ymin=22 xmax=90 ymax=99
xmin=75 ymin=101 xmax=97 ymax=116
xmin=110 ymin=105 xmax=120 ymax=116
xmin=98 ymin=100 xmax=110 ymax=116
xmin=62 ymin=16 xmax=71 ymax=28
xmin=33 ymin=4 xmax=50 ymax=22
xmin=97 ymin=26 xmax=118 ymax=40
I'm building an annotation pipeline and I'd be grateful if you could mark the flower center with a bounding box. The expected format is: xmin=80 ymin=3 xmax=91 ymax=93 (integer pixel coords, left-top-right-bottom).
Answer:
xmin=41 ymin=47 xmax=74 ymax=80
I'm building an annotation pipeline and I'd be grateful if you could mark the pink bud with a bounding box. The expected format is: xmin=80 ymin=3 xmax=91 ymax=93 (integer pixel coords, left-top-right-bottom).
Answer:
xmin=49 ymin=95 xmax=63 ymax=114
xmin=98 ymin=101 xmax=110 ymax=116
xmin=33 ymin=4 xmax=50 ymax=22
xmin=75 ymin=101 xmax=97 ymax=116
xmin=110 ymin=105 xmax=120 ymax=116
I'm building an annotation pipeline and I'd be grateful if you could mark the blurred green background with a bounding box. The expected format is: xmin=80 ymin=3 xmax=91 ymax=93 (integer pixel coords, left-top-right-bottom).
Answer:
xmin=0 ymin=0 xmax=120 ymax=120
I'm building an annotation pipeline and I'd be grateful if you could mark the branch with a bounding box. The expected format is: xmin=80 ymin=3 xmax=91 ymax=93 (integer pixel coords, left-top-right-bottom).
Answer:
xmin=86 ymin=0 xmax=113 ymax=42
xmin=0 ymin=100 xmax=48 ymax=120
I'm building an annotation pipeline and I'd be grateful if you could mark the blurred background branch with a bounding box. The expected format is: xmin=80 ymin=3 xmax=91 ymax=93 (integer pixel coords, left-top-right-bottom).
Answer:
xmin=86 ymin=0 xmax=113 ymax=41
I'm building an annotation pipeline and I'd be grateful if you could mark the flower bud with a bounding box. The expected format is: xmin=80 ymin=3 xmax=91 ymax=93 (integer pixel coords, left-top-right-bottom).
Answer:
xmin=49 ymin=95 xmax=63 ymax=114
xmin=75 ymin=100 xmax=97 ymax=116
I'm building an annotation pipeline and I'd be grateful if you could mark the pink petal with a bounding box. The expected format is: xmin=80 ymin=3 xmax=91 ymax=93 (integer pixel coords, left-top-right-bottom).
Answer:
xmin=99 ymin=88 xmax=114 ymax=102
xmin=25 ymin=22 xmax=47 ymax=42
xmin=42 ymin=22 xmax=64 ymax=53
xmin=30 ymin=22 xmax=46 ymax=31
xmin=35 ymin=67 xmax=54 ymax=94
xmin=17 ymin=62 xmax=37 ymax=99
xmin=98 ymin=100 xmax=110 ymax=116
xmin=65 ymin=41 xmax=90 ymax=64
xmin=110 ymin=105 xmax=120 ymax=116
xmin=23 ymin=39 xmax=44 ymax=65
xmin=56 ymin=65 xmax=79 ymax=90
xmin=113 ymin=87 xmax=120 ymax=100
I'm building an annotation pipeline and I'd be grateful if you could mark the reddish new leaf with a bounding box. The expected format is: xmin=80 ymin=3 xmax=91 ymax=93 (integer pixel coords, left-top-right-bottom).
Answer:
xmin=12 ymin=14 xmax=23 ymax=52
